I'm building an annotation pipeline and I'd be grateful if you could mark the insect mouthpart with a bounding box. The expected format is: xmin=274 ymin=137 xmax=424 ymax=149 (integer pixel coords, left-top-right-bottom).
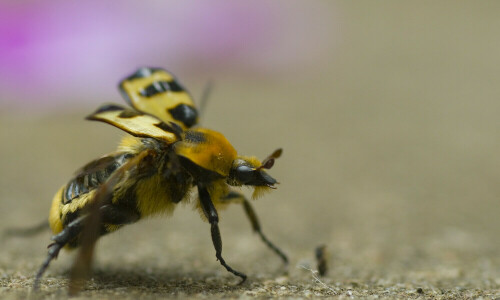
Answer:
xmin=229 ymin=148 xmax=282 ymax=187
xmin=255 ymin=148 xmax=282 ymax=188
xmin=256 ymin=170 xmax=278 ymax=188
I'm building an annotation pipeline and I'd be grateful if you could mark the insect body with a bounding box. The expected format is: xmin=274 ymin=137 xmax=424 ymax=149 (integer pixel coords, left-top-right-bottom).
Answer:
xmin=35 ymin=67 xmax=287 ymax=291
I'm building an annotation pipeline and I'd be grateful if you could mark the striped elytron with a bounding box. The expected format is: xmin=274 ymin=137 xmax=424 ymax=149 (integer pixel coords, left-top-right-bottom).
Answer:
xmin=35 ymin=67 xmax=288 ymax=291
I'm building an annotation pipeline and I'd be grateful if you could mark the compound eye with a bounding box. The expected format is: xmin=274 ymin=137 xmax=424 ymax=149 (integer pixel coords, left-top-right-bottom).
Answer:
xmin=235 ymin=165 xmax=254 ymax=183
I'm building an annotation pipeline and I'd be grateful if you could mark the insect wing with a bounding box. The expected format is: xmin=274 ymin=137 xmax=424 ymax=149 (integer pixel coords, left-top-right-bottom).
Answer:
xmin=69 ymin=150 xmax=151 ymax=294
xmin=119 ymin=67 xmax=198 ymax=129
xmin=86 ymin=104 xmax=181 ymax=144
xmin=73 ymin=154 xmax=120 ymax=177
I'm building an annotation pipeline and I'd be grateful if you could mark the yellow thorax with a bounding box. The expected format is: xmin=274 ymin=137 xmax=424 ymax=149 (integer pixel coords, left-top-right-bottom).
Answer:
xmin=175 ymin=128 xmax=237 ymax=177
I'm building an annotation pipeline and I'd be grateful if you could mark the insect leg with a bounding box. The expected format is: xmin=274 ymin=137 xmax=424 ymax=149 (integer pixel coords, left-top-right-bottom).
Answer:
xmin=221 ymin=191 xmax=288 ymax=264
xmin=100 ymin=204 xmax=140 ymax=224
xmin=67 ymin=204 xmax=139 ymax=294
xmin=34 ymin=215 xmax=87 ymax=290
xmin=198 ymin=185 xmax=247 ymax=283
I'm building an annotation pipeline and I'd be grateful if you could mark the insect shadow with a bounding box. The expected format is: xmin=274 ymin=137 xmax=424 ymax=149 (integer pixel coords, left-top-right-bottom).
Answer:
xmin=63 ymin=265 xmax=247 ymax=294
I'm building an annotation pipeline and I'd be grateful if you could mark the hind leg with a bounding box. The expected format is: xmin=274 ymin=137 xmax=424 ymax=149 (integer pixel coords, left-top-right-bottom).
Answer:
xmin=34 ymin=215 xmax=87 ymax=290
xmin=34 ymin=205 xmax=139 ymax=291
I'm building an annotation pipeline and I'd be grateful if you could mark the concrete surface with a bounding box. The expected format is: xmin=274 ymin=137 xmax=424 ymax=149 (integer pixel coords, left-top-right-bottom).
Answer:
xmin=1 ymin=2 xmax=500 ymax=299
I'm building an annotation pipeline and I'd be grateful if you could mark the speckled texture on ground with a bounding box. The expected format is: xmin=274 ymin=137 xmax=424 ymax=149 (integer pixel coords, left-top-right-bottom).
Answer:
xmin=2 ymin=2 xmax=500 ymax=299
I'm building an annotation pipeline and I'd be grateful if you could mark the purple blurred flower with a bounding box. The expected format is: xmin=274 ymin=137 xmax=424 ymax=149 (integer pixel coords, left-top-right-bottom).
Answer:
xmin=0 ymin=1 xmax=337 ymax=109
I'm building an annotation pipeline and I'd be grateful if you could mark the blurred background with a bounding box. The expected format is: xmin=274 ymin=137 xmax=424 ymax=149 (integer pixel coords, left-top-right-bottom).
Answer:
xmin=1 ymin=0 xmax=499 ymax=297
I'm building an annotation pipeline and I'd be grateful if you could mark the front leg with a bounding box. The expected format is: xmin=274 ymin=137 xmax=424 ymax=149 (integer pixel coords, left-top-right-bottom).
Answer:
xmin=198 ymin=184 xmax=247 ymax=283
xmin=221 ymin=190 xmax=288 ymax=265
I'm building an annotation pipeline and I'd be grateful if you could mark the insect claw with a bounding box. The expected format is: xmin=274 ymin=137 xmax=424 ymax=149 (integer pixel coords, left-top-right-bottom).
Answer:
xmin=237 ymin=275 xmax=247 ymax=285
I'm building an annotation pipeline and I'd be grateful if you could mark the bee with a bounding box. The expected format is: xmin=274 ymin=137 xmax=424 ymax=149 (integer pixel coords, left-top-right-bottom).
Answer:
xmin=33 ymin=67 xmax=288 ymax=292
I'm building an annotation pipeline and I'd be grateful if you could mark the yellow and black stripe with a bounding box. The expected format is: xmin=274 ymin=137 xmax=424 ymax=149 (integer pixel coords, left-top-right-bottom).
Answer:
xmin=119 ymin=67 xmax=198 ymax=129
xmin=86 ymin=104 xmax=182 ymax=143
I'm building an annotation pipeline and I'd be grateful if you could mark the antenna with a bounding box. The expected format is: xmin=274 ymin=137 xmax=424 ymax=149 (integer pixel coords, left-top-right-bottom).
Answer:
xmin=258 ymin=148 xmax=283 ymax=170
xmin=198 ymin=80 xmax=214 ymax=120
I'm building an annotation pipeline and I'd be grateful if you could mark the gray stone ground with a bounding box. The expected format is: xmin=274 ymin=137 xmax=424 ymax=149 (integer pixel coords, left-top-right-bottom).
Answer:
xmin=1 ymin=2 xmax=500 ymax=299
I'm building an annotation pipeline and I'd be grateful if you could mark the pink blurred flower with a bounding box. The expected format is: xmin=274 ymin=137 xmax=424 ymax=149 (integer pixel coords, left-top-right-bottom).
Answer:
xmin=0 ymin=1 xmax=337 ymax=109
